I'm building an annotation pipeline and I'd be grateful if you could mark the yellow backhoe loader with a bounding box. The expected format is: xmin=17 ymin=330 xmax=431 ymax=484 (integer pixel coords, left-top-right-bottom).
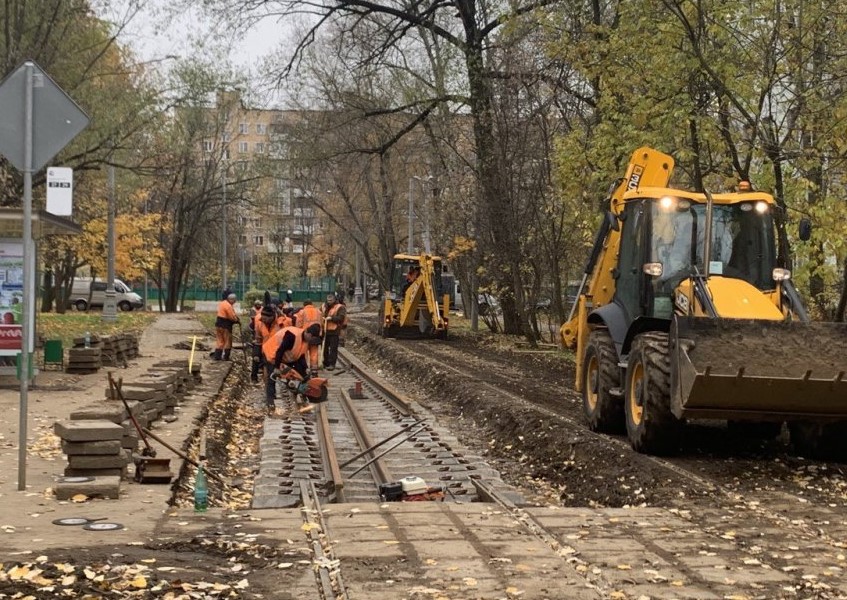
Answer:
xmin=380 ymin=254 xmax=450 ymax=338
xmin=561 ymin=147 xmax=847 ymax=458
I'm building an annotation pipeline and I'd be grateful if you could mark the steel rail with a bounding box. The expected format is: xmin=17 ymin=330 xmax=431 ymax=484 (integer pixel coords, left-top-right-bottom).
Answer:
xmin=300 ymin=480 xmax=348 ymax=600
xmin=383 ymin=337 xmax=847 ymax=552
xmin=338 ymin=387 xmax=394 ymax=485
xmin=316 ymin=403 xmax=345 ymax=503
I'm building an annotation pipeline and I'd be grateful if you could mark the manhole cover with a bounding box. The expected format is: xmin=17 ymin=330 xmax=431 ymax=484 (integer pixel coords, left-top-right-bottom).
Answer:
xmin=83 ymin=522 xmax=124 ymax=531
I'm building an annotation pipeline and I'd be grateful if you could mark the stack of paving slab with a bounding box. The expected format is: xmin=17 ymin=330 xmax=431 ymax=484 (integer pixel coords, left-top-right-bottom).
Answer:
xmin=53 ymin=359 xmax=204 ymax=499
xmin=152 ymin=359 xmax=203 ymax=392
xmin=53 ymin=419 xmax=126 ymax=500
xmin=100 ymin=333 xmax=139 ymax=367
xmin=66 ymin=334 xmax=102 ymax=374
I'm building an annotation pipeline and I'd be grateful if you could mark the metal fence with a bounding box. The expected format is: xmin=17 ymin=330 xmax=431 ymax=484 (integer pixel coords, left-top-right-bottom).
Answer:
xmin=134 ymin=276 xmax=338 ymax=303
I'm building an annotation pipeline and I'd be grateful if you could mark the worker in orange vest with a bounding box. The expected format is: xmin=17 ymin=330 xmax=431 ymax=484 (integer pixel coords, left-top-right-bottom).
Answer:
xmin=321 ymin=293 xmax=347 ymax=370
xmin=296 ymin=299 xmax=321 ymax=329
xmin=251 ymin=304 xmax=278 ymax=384
xmin=211 ymin=292 xmax=239 ymax=361
xmin=276 ymin=304 xmax=294 ymax=328
xmin=262 ymin=324 xmax=322 ymax=412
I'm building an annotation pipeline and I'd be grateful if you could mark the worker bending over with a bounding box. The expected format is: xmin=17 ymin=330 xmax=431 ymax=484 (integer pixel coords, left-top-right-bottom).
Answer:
xmin=261 ymin=324 xmax=322 ymax=414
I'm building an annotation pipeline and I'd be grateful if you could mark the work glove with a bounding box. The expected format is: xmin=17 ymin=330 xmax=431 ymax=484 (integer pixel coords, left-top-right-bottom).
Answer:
xmin=310 ymin=368 xmax=319 ymax=378
xmin=252 ymin=356 xmax=259 ymax=363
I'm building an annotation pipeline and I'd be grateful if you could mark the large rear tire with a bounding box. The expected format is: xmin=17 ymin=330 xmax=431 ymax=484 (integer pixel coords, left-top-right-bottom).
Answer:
xmin=582 ymin=330 xmax=623 ymax=433
xmin=789 ymin=421 xmax=847 ymax=462
xmin=624 ymin=332 xmax=680 ymax=455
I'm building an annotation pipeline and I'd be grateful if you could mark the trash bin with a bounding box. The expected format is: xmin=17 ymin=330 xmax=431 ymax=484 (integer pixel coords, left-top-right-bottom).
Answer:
xmin=43 ymin=340 xmax=63 ymax=370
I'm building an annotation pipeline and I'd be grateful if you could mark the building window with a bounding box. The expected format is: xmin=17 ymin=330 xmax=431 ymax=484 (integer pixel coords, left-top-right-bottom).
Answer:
xmin=222 ymin=132 xmax=231 ymax=142
xmin=222 ymin=149 xmax=229 ymax=160
xmin=256 ymin=123 xmax=266 ymax=134
xmin=239 ymin=234 xmax=247 ymax=245
xmin=238 ymin=141 xmax=249 ymax=153
xmin=203 ymin=140 xmax=213 ymax=152
xmin=254 ymin=235 xmax=264 ymax=246
xmin=255 ymin=142 xmax=265 ymax=153
xmin=280 ymin=195 xmax=291 ymax=215
xmin=239 ymin=122 xmax=249 ymax=134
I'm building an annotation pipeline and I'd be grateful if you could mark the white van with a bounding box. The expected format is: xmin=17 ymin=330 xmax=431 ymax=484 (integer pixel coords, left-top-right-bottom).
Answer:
xmin=71 ymin=277 xmax=144 ymax=312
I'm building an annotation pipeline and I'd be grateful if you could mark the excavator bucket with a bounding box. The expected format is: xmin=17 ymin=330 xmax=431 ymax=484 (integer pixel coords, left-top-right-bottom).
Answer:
xmin=671 ymin=317 xmax=847 ymax=420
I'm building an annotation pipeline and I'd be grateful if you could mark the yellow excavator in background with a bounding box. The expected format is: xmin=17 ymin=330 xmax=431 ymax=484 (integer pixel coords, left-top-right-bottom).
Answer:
xmin=380 ymin=254 xmax=450 ymax=338
xmin=561 ymin=146 xmax=847 ymax=458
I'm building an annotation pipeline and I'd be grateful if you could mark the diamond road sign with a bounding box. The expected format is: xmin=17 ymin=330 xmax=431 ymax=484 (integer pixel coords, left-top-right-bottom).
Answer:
xmin=0 ymin=61 xmax=89 ymax=172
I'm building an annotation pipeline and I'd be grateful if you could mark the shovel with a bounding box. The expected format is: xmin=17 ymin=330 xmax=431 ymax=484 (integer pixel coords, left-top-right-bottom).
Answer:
xmin=108 ymin=373 xmax=174 ymax=484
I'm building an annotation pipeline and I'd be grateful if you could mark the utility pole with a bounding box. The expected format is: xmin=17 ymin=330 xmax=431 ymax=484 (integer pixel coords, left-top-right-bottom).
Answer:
xmin=407 ymin=177 xmax=415 ymax=254
xmin=221 ymin=159 xmax=228 ymax=291
xmin=102 ymin=163 xmax=117 ymax=322
xmin=143 ymin=196 xmax=148 ymax=311
xmin=354 ymin=243 xmax=363 ymax=306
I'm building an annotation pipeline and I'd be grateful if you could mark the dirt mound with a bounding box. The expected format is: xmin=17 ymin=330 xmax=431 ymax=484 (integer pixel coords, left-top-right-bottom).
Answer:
xmin=348 ymin=326 xmax=714 ymax=508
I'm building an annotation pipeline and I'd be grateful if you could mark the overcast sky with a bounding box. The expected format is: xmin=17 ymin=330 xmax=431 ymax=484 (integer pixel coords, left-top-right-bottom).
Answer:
xmin=94 ymin=1 xmax=284 ymax=75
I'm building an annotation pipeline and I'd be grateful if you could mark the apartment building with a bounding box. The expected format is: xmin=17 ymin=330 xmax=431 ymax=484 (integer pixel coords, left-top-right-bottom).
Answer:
xmin=205 ymin=90 xmax=323 ymax=280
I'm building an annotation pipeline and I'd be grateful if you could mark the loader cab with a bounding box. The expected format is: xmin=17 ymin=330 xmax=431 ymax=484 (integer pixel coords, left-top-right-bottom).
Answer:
xmin=389 ymin=255 xmax=443 ymax=298
xmin=616 ymin=196 xmax=778 ymax=322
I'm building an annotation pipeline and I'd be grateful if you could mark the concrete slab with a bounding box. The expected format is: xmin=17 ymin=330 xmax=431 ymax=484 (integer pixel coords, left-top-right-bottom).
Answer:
xmin=54 ymin=419 xmax=124 ymax=441
xmin=54 ymin=475 xmax=120 ymax=500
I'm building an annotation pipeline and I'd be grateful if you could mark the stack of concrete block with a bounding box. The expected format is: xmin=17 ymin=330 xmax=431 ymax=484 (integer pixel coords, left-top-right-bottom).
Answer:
xmin=153 ymin=360 xmax=202 ymax=389
xmin=126 ymin=372 xmax=179 ymax=415
xmin=54 ymin=419 xmax=128 ymax=488
xmin=151 ymin=361 xmax=191 ymax=394
xmin=107 ymin=385 xmax=166 ymax=425
xmin=101 ymin=334 xmax=131 ymax=367
xmin=66 ymin=347 xmax=102 ymax=374
xmin=70 ymin=402 xmax=141 ymax=453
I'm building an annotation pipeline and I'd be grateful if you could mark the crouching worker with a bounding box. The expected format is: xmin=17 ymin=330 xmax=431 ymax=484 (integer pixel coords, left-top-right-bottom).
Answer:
xmin=261 ymin=324 xmax=322 ymax=414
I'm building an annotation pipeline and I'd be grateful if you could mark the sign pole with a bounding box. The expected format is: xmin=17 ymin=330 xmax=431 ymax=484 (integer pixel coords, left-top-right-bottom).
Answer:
xmin=102 ymin=163 xmax=117 ymax=321
xmin=18 ymin=62 xmax=33 ymax=491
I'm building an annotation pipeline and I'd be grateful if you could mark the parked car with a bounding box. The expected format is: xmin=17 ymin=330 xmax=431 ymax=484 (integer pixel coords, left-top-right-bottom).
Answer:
xmin=70 ymin=277 xmax=144 ymax=312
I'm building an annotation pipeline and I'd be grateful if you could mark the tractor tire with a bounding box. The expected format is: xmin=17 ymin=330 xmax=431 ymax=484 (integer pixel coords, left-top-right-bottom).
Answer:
xmin=624 ymin=332 xmax=680 ymax=455
xmin=789 ymin=421 xmax=847 ymax=462
xmin=582 ymin=329 xmax=624 ymax=433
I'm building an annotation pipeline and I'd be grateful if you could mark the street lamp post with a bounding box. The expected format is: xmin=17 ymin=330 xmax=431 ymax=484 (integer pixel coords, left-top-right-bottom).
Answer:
xmin=102 ymin=163 xmax=117 ymax=322
xmin=354 ymin=243 xmax=363 ymax=306
xmin=221 ymin=161 xmax=228 ymax=291
xmin=409 ymin=176 xmax=433 ymax=255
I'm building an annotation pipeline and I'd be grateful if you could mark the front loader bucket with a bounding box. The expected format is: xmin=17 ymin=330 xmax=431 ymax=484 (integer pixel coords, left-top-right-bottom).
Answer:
xmin=671 ymin=317 xmax=847 ymax=420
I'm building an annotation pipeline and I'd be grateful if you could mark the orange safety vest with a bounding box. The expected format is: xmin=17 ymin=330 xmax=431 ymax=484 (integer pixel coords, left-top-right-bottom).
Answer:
xmin=263 ymin=326 xmax=317 ymax=366
xmin=324 ymin=303 xmax=343 ymax=331
xmin=216 ymin=300 xmax=238 ymax=322
xmin=255 ymin=319 xmax=279 ymax=345
xmin=296 ymin=305 xmax=321 ymax=329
